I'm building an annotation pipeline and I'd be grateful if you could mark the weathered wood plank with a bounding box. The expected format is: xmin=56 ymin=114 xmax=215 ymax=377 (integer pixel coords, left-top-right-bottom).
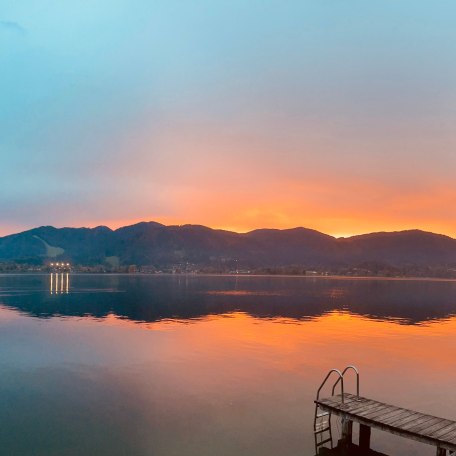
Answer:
xmin=397 ymin=414 xmax=440 ymax=433
xmin=403 ymin=416 xmax=445 ymax=433
xmin=392 ymin=412 xmax=428 ymax=429
xmin=360 ymin=404 xmax=398 ymax=420
xmin=335 ymin=401 xmax=374 ymax=414
xmin=446 ymin=432 xmax=456 ymax=444
xmin=337 ymin=396 xmax=371 ymax=409
xmin=350 ymin=402 xmax=390 ymax=417
xmin=411 ymin=418 xmax=452 ymax=437
xmin=380 ymin=409 xmax=417 ymax=426
xmin=319 ymin=395 xmax=360 ymax=409
xmin=428 ymin=422 xmax=456 ymax=439
xmin=432 ymin=424 xmax=456 ymax=442
xmin=370 ymin=406 xmax=409 ymax=423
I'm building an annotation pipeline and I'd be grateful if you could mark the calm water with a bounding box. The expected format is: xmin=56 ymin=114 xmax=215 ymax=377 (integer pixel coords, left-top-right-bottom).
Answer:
xmin=1 ymin=274 xmax=456 ymax=456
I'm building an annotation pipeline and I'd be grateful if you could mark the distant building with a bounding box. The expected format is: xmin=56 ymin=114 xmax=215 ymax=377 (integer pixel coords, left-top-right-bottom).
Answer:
xmin=48 ymin=262 xmax=72 ymax=272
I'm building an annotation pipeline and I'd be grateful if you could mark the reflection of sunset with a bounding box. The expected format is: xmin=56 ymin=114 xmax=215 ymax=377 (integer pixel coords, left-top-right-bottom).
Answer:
xmin=84 ymin=308 xmax=456 ymax=431
xmin=1 ymin=301 xmax=456 ymax=456
xmin=98 ymin=310 xmax=456 ymax=375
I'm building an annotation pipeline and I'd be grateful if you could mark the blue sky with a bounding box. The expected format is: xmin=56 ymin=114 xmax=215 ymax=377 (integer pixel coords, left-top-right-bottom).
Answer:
xmin=1 ymin=1 xmax=456 ymax=236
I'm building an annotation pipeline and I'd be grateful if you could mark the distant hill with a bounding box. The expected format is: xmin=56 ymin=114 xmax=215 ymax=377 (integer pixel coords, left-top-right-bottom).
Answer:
xmin=1 ymin=222 xmax=456 ymax=275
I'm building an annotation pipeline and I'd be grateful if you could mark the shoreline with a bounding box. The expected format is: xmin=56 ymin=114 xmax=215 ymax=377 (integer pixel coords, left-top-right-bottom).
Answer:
xmin=2 ymin=271 xmax=456 ymax=282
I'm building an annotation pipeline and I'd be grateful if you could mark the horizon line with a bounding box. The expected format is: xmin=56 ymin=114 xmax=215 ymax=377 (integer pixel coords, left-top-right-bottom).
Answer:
xmin=1 ymin=220 xmax=455 ymax=241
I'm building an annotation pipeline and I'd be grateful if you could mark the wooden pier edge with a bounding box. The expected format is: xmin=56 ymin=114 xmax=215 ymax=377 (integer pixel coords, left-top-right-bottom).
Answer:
xmin=316 ymin=393 xmax=456 ymax=455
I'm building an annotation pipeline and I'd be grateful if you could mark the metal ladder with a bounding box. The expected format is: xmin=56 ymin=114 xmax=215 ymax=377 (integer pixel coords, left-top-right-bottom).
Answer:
xmin=313 ymin=366 xmax=359 ymax=453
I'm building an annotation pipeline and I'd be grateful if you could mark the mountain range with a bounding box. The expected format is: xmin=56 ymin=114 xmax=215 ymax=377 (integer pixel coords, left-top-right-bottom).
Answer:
xmin=1 ymin=222 xmax=456 ymax=275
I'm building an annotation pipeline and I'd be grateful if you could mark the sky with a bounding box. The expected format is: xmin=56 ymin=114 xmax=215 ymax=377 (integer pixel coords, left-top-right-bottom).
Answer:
xmin=1 ymin=1 xmax=456 ymax=238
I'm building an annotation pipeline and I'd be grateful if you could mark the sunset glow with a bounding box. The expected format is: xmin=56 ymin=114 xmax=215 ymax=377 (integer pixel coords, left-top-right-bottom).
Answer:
xmin=2 ymin=1 xmax=456 ymax=238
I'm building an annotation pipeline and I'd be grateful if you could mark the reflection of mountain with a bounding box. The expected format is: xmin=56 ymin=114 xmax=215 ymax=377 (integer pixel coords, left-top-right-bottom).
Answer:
xmin=1 ymin=275 xmax=456 ymax=326
xmin=1 ymin=223 xmax=456 ymax=271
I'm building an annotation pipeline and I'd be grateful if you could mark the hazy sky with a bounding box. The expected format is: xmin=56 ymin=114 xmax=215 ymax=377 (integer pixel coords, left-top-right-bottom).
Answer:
xmin=2 ymin=1 xmax=456 ymax=237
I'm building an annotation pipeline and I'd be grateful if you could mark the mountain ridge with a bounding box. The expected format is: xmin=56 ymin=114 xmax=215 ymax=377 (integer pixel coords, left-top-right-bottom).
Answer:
xmin=1 ymin=222 xmax=456 ymax=275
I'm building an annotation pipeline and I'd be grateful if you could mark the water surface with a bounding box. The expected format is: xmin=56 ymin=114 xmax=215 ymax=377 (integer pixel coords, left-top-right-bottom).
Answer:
xmin=1 ymin=274 xmax=456 ymax=455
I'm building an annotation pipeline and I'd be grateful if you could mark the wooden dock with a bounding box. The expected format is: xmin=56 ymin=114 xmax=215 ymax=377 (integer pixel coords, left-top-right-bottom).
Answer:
xmin=316 ymin=393 xmax=456 ymax=455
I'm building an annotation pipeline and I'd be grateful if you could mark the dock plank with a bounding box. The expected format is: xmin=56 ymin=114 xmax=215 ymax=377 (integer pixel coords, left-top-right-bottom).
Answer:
xmin=360 ymin=405 xmax=398 ymax=420
xmin=348 ymin=402 xmax=389 ymax=417
xmin=409 ymin=417 xmax=451 ymax=436
xmin=369 ymin=407 xmax=409 ymax=423
xmin=402 ymin=416 xmax=444 ymax=433
xmin=431 ymin=423 xmax=456 ymax=440
xmin=380 ymin=409 xmax=416 ymax=426
xmin=390 ymin=411 xmax=426 ymax=428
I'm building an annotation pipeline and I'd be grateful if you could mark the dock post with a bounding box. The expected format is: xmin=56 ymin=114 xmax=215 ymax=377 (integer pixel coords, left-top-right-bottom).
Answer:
xmin=436 ymin=448 xmax=446 ymax=456
xmin=359 ymin=424 xmax=371 ymax=450
xmin=341 ymin=418 xmax=353 ymax=445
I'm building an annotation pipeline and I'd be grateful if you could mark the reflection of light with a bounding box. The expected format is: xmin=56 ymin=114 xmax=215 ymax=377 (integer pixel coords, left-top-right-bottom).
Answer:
xmin=50 ymin=272 xmax=70 ymax=294
xmin=49 ymin=272 xmax=70 ymax=294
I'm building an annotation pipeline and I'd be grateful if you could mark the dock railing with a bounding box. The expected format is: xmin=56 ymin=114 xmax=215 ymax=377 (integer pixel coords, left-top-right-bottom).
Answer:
xmin=316 ymin=368 xmax=344 ymax=403
xmin=331 ymin=365 xmax=359 ymax=397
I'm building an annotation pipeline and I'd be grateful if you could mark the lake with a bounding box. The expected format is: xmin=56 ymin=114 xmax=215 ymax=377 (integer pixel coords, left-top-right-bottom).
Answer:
xmin=0 ymin=274 xmax=455 ymax=456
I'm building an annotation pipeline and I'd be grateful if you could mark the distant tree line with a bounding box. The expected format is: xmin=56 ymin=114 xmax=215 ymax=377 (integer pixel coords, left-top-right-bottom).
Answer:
xmin=1 ymin=260 xmax=456 ymax=278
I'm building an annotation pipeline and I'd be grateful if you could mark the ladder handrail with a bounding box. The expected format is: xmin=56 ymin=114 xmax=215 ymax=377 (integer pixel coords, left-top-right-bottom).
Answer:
xmin=314 ymin=366 xmax=359 ymax=452
xmin=316 ymin=368 xmax=345 ymax=403
xmin=332 ymin=365 xmax=359 ymax=397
